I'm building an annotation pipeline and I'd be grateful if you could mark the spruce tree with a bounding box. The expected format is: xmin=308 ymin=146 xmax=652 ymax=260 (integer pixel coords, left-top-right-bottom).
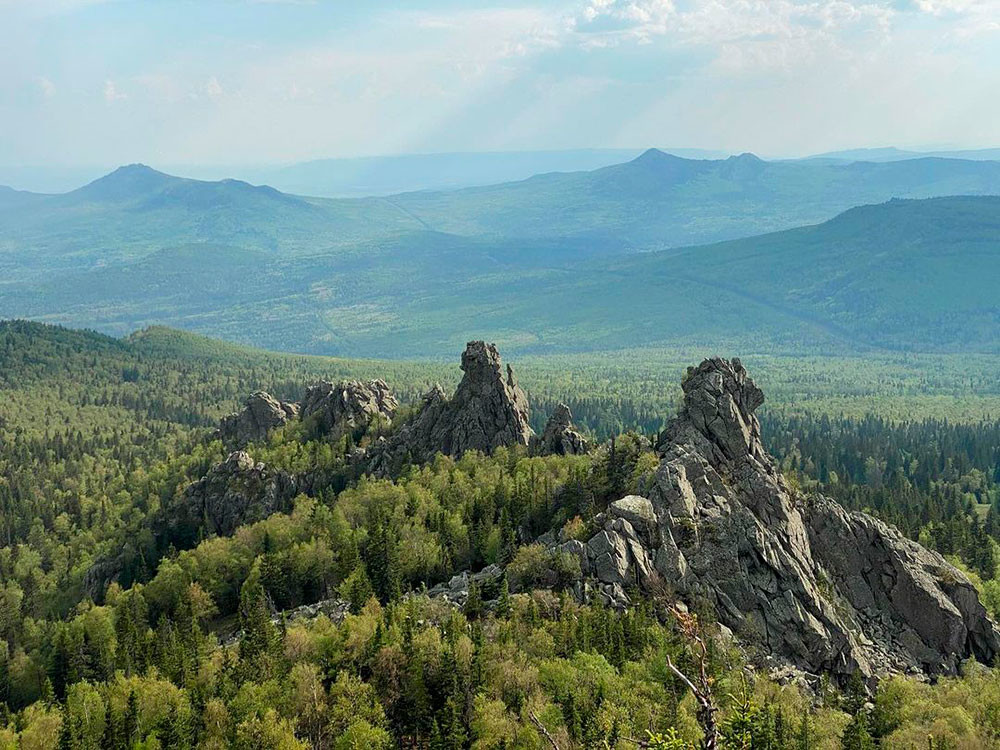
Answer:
xmin=840 ymin=712 xmax=875 ymax=750
xmin=57 ymin=707 xmax=74 ymax=750
xmin=495 ymin=577 xmax=512 ymax=619
xmin=238 ymin=560 xmax=277 ymax=677
xmin=124 ymin=690 xmax=140 ymax=747
xmin=463 ymin=581 xmax=483 ymax=620
xmin=797 ymin=711 xmax=812 ymax=750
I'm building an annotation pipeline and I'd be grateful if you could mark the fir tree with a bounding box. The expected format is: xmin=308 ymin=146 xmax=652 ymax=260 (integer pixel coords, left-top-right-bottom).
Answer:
xmin=124 ymin=690 xmax=140 ymax=747
xmin=238 ymin=560 xmax=277 ymax=677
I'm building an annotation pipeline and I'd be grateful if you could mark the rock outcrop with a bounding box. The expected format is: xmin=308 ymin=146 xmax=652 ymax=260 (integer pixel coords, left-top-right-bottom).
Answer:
xmin=301 ymin=379 xmax=397 ymax=438
xmin=165 ymin=450 xmax=298 ymax=541
xmin=368 ymin=341 xmax=532 ymax=474
xmin=554 ymin=357 xmax=1000 ymax=681
xmin=219 ymin=391 xmax=298 ymax=448
xmin=427 ymin=564 xmax=505 ymax=607
xmin=533 ymin=403 xmax=589 ymax=456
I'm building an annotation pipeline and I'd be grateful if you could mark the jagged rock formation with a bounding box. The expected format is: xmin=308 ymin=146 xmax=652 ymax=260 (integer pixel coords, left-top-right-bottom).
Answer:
xmin=219 ymin=391 xmax=298 ymax=448
xmin=165 ymin=451 xmax=298 ymax=541
xmin=301 ymin=378 xmax=397 ymax=438
xmin=533 ymin=403 xmax=589 ymax=456
xmin=368 ymin=341 xmax=532 ymax=474
xmin=550 ymin=357 xmax=1000 ymax=681
xmin=426 ymin=564 xmax=505 ymax=607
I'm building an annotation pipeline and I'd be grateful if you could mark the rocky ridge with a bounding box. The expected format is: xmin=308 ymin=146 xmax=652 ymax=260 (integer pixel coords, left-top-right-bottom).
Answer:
xmin=93 ymin=342 xmax=997 ymax=684
xmin=367 ymin=341 xmax=536 ymax=475
xmin=539 ymin=357 xmax=1000 ymax=682
xmin=167 ymin=450 xmax=299 ymax=540
xmin=300 ymin=378 xmax=397 ymax=438
xmin=219 ymin=391 xmax=298 ymax=448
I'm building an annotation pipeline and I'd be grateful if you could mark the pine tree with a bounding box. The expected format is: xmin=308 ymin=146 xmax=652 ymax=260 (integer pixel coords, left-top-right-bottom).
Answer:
xmin=102 ymin=698 xmax=123 ymax=750
xmin=463 ymin=580 xmax=483 ymax=620
xmin=124 ymin=690 xmax=140 ymax=747
xmin=238 ymin=560 xmax=277 ymax=677
xmin=51 ymin=626 xmax=71 ymax=700
xmin=340 ymin=562 xmax=375 ymax=614
xmin=40 ymin=676 xmax=55 ymax=705
xmin=160 ymin=703 xmax=190 ymax=750
xmin=0 ymin=642 xmax=9 ymax=708
xmin=365 ymin=507 xmax=403 ymax=603
xmin=495 ymin=577 xmax=512 ymax=619
xmin=58 ymin=707 xmax=75 ymax=750
xmin=840 ymin=712 xmax=875 ymax=750
xmin=797 ymin=710 xmax=813 ymax=750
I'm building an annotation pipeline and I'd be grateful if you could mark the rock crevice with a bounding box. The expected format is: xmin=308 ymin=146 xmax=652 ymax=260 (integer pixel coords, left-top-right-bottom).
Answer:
xmin=368 ymin=341 xmax=533 ymax=474
xmin=555 ymin=357 xmax=1000 ymax=681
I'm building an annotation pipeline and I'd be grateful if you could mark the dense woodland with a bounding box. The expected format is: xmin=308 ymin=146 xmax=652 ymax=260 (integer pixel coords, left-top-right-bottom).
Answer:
xmin=4 ymin=320 xmax=1000 ymax=748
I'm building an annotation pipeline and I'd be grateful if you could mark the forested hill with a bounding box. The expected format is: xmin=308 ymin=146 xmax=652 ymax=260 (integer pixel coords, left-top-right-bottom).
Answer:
xmin=6 ymin=320 xmax=1000 ymax=746
xmin=604 ymin=195 xmax=1000 ymax=352
xmin=5 ymin=152 xmax=1000 ymax=270
xmin=389 ymin=150 xmax=1000 ymax=244
xmin=3 ymin=195 xmax=1000 ymax=357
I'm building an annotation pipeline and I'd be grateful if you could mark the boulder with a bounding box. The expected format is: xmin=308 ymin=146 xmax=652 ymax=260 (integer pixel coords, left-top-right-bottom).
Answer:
xmin=219 ymin=391 xmax=298 ymax=448
xmin=164 ymin=450 xmax=298 ymax=542
xmin=427 ymin=564 xmax=505 ymax=606
xmin=533 ymin=403 xmax=589 ymax=455
xmin=301 ymin=379 xmax=397 ymax=438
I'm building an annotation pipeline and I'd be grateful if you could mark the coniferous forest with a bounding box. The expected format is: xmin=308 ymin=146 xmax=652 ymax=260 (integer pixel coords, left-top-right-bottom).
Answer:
xmin=3 ymin=320 xmax=1000 ymax=748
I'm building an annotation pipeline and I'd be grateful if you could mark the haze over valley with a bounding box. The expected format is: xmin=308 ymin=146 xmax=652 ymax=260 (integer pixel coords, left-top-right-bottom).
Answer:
xmin=4 ymin=150 xmax=1000 ymax=357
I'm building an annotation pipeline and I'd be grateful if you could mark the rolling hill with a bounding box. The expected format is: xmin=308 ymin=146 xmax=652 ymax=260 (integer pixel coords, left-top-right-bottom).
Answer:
xmin=5 ymin=150 xmax=1000 ymax=278
xmin=389 ymin=150 xmax=1000 ymax=247
xmin=3 ymin=195 xmax=998 ymax=357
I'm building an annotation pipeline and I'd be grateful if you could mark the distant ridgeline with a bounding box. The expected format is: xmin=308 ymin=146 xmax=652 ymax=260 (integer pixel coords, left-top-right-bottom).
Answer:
xmin=1 ymin=150 xmax=999 ymax=356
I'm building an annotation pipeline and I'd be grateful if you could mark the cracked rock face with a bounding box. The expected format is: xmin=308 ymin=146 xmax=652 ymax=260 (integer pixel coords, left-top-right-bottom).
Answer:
xmin=561 ymin=357 xmax=1000 ymax=681
xmin=368 ymin=342 xmax=532 ymax=475
xmin=219 ymin=391 xmax=298 ymax=448
xmin=166 ymin=450 xmax=298 ymax=541
xmin=533 ymin=403 xmax=589 ymax=456
xmin=439 ymin=341 xmax=532 ymax=456
xmin=301 ymin=379 xmax=397 ymax=439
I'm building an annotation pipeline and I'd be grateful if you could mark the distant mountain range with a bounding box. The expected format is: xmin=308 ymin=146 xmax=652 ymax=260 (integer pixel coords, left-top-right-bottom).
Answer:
xmin=1 ymin=150 xmax=999 ymax=356
xmin=4 ymin=145 xmax=997 ymax=196
xmin=803 ymin=147 xmax=1000 ymax=163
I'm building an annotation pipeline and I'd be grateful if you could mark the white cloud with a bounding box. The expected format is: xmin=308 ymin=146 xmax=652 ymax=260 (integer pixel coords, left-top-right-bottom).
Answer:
xmin=103 ymin=79 xmax=126 ymax=102
xmin=573 ymin=0 xmax=896 ymax=47
xmin=37 ymin=76 xmax=56 ymax=98
xmin=204 ymin=76 xmax=224 ymax=100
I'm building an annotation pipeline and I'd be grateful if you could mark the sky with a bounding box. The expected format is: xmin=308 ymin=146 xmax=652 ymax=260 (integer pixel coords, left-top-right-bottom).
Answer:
xmin=1 ymin=0 xmax=999 ymax=167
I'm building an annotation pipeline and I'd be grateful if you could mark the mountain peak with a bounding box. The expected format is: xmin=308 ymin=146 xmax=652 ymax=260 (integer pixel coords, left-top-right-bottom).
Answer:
xmin=727 ymin=152 xmax=764 ymax=163
xmin=632 ymin=148 xmax=686 ymax=165
xmin=73 ymin=163 xmax=177 ymax=201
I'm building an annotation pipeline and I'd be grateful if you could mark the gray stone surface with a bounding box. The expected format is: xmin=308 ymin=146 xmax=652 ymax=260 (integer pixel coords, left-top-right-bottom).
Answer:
xmin=368 ymin=341 xmax=533 ymax=475
xmin=301 ymin=378 xmax=397 ymax=438
xmin=426 ymin=563 xmax=505 ymax=606
xmin=533 ymin=403 xmax=589 ymax=456
xmin=169 ymin=450 xmax=298 ymax=538
xmin=550 ymin=357 xmax=1000 ymax=682
xmin=219 ymin=391 xmax=298 ymax=448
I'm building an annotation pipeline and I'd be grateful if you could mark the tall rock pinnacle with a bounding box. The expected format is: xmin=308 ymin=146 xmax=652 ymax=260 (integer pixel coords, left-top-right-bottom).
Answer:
xmin=367 ymin=341 xmax=533 ymax=475
xmin=547 ymin=357 xmax=1000 ymax=683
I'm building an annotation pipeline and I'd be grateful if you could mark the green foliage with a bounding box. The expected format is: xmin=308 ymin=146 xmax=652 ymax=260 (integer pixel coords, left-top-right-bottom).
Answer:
xmin=7 ymin=321 xmax=1000 ymax=749
xmin=7 ymin=158 xmax=1000 ymax=357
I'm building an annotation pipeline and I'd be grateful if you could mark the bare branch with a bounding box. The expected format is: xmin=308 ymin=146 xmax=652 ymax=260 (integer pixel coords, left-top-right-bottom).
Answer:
xmin=529 ymin=710 xmax=561 ymax=750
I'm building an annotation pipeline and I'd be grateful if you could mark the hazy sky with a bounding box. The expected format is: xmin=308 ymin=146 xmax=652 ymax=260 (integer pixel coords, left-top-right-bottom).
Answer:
xmin=2 ymin=0 xmax=998 ymax=166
